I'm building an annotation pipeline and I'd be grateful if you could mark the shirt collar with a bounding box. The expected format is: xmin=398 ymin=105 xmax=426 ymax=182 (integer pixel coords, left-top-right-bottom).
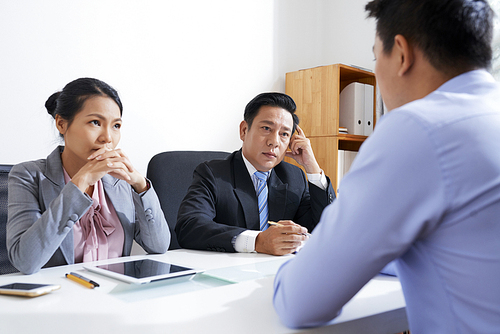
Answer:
xmin=241 ymin=151 xmax=272 ymax=180
xmin=437 ymin=69 xmax=495 ymax=93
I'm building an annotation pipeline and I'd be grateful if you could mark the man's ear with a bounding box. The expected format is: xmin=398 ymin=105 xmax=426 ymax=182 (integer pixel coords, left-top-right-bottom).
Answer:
xmin=239 ymin=120 xmax=248 ymax=141
xmin=55 ymin=114 xmax=67 ymax=136
xmin=394 ymin=34 xmax=414 ymax=77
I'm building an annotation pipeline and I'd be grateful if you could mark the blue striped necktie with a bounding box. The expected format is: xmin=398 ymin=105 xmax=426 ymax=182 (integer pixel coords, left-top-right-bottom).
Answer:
xmin=254 ymin=171 xmax=270 ymax=231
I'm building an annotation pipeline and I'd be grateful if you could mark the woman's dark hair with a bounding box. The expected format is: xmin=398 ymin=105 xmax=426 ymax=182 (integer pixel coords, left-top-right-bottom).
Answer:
xmin=45 ymin=78 xmax=123 ymax=127
xmin=244 ymin=92 xmax=299 ymax=134
xmin=365 ymin=0 xmax=494 ymax=76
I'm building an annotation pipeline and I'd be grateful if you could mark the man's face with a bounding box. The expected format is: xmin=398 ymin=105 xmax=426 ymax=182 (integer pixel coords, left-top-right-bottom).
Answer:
xmin=373 ymin=34 xmax=401 ymax=111
xmin=240 ymin=105 xmax=294 ymax=172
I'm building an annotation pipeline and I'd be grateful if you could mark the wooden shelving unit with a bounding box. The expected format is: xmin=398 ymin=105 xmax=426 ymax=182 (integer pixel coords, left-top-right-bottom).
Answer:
xmin=284 ymin=63 xmax=376 ymax=192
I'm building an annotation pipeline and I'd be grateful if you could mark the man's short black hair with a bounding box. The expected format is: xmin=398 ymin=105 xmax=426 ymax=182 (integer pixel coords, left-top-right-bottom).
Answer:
xmin=366 ymin=0 xmax=494 ymax=76
xmin=244 ymin=92 xmax=299 ymax=134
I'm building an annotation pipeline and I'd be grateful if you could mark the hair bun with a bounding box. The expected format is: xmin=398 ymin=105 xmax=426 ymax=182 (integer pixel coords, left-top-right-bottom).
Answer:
xmin=45 ymin=92 xmax=61 ymax=117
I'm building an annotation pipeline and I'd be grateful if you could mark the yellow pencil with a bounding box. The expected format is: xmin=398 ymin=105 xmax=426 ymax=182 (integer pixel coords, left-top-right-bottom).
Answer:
xmin=65 ymin=273 xmax=96 ymax=289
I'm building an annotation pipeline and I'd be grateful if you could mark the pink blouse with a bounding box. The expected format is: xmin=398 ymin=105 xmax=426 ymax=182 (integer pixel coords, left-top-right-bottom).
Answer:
xmin=63 ymin=170 xmax=124 ymax=263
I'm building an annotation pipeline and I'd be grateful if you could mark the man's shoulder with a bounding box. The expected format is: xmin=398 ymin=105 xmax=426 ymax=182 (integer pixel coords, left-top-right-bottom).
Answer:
xmin=193 ymin=151 xmax=240 ymax=183
xmin=201 ymin=151 xmax=236 ymax=172
xmin=387 ymin=70 xmax=500 ymax=130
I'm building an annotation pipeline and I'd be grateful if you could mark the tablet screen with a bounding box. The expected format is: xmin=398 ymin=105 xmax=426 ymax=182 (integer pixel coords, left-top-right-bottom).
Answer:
xmin=84 ymin=259 xmax=199 ymax=284
xmin=96 ymin=260 xmax=190 ymax=279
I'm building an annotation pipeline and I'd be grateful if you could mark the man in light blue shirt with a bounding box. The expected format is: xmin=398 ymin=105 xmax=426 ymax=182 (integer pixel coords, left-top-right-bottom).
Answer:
xmin=273 ymin=0 xmax=500 ymax=332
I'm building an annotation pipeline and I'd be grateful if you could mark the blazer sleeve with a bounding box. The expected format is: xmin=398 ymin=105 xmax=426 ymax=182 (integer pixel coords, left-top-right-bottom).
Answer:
xmin=7 ymin=163 xmax=92 ymax=274
xmin=291 ymin=174 xmax=336 ymax=232
xmin=309 ymin=177 xmax=336 ymax=227
xmin=130 ymin=182 xmax=170 ymax=254
xmin=175 ymin=162 xmax=246 ymax=252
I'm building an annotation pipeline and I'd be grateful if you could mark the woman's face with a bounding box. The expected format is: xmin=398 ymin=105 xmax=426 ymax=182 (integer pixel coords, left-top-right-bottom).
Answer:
xmin=56 ymin=96 xmax=122 ymax=167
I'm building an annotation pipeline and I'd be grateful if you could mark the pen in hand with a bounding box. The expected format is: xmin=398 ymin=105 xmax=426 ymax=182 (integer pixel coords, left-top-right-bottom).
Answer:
xmin=65 ymin=272 xmax=100 ymax=289
xmin=268 ymin=221 xmax=311 ymax=236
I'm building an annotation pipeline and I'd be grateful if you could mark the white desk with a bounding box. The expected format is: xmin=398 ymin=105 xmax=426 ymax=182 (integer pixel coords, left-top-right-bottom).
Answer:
xmin=0 ymin=250 xmax=408 ymax=334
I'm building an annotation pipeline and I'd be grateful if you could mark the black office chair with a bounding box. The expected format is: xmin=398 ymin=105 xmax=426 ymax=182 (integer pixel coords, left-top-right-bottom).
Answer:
xmin=0 ymin=164 xmax=18 ymax=275
xmin=146 ymin=151 xmax=230 ymax=250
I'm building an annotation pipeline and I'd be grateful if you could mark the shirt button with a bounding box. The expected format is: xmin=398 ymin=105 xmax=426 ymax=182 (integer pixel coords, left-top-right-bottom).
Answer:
xmin=70 ymin=214 xmax=78 ymax=221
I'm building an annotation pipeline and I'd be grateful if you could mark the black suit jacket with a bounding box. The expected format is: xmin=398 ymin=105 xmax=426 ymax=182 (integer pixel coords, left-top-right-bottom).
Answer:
xmin=175 ymin=150 xmax=335 ymax=252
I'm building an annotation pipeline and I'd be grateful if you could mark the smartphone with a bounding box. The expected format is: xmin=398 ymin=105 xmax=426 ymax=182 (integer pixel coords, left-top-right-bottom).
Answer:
xmin=0 ymin=283 xmax=61 ymax=297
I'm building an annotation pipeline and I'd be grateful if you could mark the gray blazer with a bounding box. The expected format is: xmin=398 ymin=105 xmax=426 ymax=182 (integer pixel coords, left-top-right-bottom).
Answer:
xmin=7 ymin=146 xmax=170 ymax=274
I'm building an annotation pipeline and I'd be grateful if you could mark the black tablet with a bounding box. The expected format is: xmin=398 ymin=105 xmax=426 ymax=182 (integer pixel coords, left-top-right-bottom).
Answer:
xmin=84 ymin=259 xmax=201 ymax=284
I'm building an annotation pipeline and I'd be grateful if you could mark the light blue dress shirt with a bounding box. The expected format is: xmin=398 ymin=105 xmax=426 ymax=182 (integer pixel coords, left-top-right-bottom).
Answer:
xmin=273 ymin=70 xmax=500 ymax=333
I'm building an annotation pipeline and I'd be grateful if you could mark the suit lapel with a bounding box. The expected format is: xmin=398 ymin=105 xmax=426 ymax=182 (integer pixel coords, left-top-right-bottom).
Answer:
xmin=232 ymin=151 xmax=260 ymax=230
xmin=102 ymin=175 xmax=134 ymax=226
xmin=43 ymin=146 xmax=65 ymax=191
xmin=268 ymin=171 xmax=287 ymax=221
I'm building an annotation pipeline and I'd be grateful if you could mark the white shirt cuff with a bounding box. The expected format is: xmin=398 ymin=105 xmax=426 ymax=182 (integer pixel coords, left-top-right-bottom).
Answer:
xmin=307 ymin=170 xmax=328 ymax=190
xmin=233 ymin=230 xmax=261 ymax=253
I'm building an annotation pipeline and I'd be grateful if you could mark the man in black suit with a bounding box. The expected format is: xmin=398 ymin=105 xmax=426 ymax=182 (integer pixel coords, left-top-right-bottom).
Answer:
xmin=176 ymin=92 xmax=335 ymax=255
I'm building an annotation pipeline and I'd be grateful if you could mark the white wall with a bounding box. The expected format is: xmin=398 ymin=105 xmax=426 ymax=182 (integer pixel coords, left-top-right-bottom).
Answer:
xmin=273 ymin=0 xmax=375 ymax=92
xmin=0 ymin=0 xmax=376 ymax=175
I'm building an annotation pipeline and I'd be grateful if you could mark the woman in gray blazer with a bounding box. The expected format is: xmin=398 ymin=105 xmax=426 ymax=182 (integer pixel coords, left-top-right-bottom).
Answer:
xmin=7 ymin=78 xmax=170 ymax=274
